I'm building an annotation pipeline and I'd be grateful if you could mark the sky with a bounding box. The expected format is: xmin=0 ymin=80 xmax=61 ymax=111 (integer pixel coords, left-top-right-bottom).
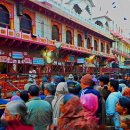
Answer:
xmin=92 ymin=0 xmax=130 ymax=38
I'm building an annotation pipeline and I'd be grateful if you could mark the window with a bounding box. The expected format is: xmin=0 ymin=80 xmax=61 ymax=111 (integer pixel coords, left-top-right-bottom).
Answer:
xmin=0 ymin=5 xmax=10 ymax=28
xmin=52 ymin=25 xmax=59 ymax=41
xmin=101 ymin=42 xmax=104 ymax=52
xmin=106 ymin=44 xmax=110 ymax=54
xmin=20 ymin=14 xmax=32 ymax=34
xmin=95 ymin=21 xmax=103 ymax=27
xmin=66 ymin=30 xmax=72 ymax=44
xmin=87 ymin=37 xmax=91 ymax=49
xmin=94 ymin=40 xmax=98 ymax=51
xmin=78 ymin=34 xmax=82 ymax=47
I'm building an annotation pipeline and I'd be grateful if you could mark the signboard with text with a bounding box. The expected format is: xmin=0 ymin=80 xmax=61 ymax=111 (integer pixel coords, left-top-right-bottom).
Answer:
xmin=33 ymin=58 xmax=44 ymax=65
xmin=12 ymin=52 xmax=23 ymax=59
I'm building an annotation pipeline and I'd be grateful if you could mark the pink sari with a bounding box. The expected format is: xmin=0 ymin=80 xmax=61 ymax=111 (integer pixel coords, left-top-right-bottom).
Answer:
xmin=58 ymin=95 xmax=99 ymax=130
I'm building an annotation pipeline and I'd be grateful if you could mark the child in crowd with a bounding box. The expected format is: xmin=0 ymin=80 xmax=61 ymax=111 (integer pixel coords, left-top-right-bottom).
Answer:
xmin=116 ymin=96 xmax=130 ymax=130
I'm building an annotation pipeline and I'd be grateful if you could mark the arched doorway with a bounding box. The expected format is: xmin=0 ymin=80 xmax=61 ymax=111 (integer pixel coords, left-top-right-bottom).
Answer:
xmin=20 ymin=14 xmax=32 ymax=34
xmin=0 ymin=4 xmax=10 ymax=28
xmin=52 ymin=25 xmax=59 ymax=41
xmin=66 ymin=30 xmax=72 ymax=44
xmin=77 ymin=34 xmax=82 ymax=47
xmin=95 ymin=21 xmax=103 ymax=27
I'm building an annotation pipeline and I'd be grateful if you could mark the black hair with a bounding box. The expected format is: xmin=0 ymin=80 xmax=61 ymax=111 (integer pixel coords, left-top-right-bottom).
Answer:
xmin=98 ymin=75 xmax=109 ymax=85
xmin=74 ymin=75 xmax=78 ymax=81
xmin=28 ymin=85 xmax=39 ymax=96
xmin=20 ymin=90 xmax=29 ymax=102
xmin=109 ymin=79 xmax=119 ymax=92
xmin=45 ymin=83 xmax=56 ymax=95
xmin=63 ymin=94 xmax=74 ymax=104
xmin=119 ymin=96 xmax=130 ymax=114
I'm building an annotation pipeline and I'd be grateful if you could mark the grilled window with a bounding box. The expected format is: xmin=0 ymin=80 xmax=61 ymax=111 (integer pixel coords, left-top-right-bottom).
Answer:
xmin=78 ymin=34 xmax=82 ymax=47
xmin=66 ymin=30 xmax=72 ymax=44
xmin=20 ymin=14 xmax=32 ymax=34
xmin=52 ymin=25 xmax=59 ymax=41
xmin=0 ymin=5 xmax=10 ymax=28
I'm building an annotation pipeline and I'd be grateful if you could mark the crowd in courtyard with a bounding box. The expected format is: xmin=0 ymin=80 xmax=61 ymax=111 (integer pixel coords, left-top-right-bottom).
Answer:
xmin=0 ymin=72 xmax=130 ymax=130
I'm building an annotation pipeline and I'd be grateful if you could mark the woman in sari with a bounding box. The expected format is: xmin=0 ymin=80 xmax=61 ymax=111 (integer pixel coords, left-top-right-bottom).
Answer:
xmin=52 ymin=82 xmax=69 ymax=126
xmin=58 ymin=93 xmax=99 ymax=130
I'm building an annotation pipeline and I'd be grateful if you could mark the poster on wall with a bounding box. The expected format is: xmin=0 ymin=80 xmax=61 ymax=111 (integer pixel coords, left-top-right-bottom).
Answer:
xmin=33 ymin=58 xmax=44 ymax=65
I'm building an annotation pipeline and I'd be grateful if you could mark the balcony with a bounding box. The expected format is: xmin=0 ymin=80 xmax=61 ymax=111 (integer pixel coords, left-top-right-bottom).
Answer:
xmin=31 ymin=0 xmax=112 ymax=39
xmin=0 ymin=27 xmax=114 ymax=58
xmin=112 ymin=48 xmax=130 ymax=58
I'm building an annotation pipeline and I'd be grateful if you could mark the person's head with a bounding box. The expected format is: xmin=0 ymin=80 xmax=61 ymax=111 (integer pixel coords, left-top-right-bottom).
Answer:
xmin=123 ymin=88 xmax=130 ymax=97
xmin=60 ymin=94 xmax=75 ymax=114
xmin=116 ymin=96 xmax=130 ymax=115
xmin=98 ymin=75 xmax=109 ymax=87
xmin=56 ymin=82 xmax=69 ymax=96
xmin=92 ymin=78 xmax=98 ymax=85
xmin=44 ymin=83 xmax=56 ymax=96
xmin=28 ymin=78 xmax=34 ymax=83
xmin=108 ymin=79 xmax=119 ymax=92
xmin=68 ymin=74 xmax=74 ymax=80
xmin=80 ymin=93 xmax=98 ymax=115
xmin=20 ymin=90 xmax=29 ymax=102
xmin=80 ymin=74 xmax=93 ymax=89
xmin=28 ymin=85 xmax=39 ymax=98
xmin=10 ymin=95 xmax=22 ymax=102
xmin=60 ymin=94 xmax=82 ymax=115
xmin=74 ymin=75 xmax=78 ymax=81
xmin=42 ymin=76 xmax=48 ymax=83
xmin=4 ymin=101 xmax=28 ymax=122
xmin=59 ymin=76 xmax=65 ymax=82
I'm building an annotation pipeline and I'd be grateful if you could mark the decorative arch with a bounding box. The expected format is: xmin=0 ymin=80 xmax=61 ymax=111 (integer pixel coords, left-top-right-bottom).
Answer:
xmin=95 ymin=20 xmax=103 ymax=27
xmin=20 ymin=14 xmax=32 ymax=34
xmin=94 ymin=39 xmax=98 ymax=51
xmin=0 ymin=5 xmax=10 ymax=28
xmin=51 ymin=20 xmax=62 ymax=42
xmin=52 ymin=25 xmax=59 ymax=41
xmin=66 ymin=30 xmax=72 ymax=44
xmin=22 ymin=9 xmax=36 ymax=34
xmin=66 ymin=26 xmax=74 ymax=45
xmin=0 ymin=1 xmax=14 ymax=29
xmin=77 ymin=32 xmax=84 ymax=47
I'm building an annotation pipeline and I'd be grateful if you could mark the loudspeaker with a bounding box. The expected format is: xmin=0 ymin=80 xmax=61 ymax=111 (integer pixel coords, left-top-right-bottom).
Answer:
xmin=16 ymin=2 xmax=23 ymax=16
xmin=84 ymin=31 xmax=88 ymax=39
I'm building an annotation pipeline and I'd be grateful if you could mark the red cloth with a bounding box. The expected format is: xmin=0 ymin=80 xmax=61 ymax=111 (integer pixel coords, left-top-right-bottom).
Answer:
xmin=58 ymin=96 xmax=99 ymax=130
xmin=6 ymin=120 xmax=34 ymax=130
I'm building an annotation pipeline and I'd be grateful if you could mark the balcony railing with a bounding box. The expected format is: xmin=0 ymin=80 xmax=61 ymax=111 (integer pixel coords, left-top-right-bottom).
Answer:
xmin=112 ymin=48 xmax=130 ymax=58
xmin=0 ymin=27 xmax=114 ymax=58
xmin=46 ymin=0 xmax=111 ymax=36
